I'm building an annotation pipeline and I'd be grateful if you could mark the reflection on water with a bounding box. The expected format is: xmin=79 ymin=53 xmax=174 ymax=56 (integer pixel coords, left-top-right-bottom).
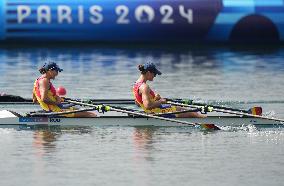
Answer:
xmin=133 ymin=127 xmax=156 ymax=162
xmin=33 ymin=130 xmax=58 ymax=156
xmin=133 ymin=127 xmax=154 ymax=143
xmin=30 ymin=126 xmax=93 ymax=156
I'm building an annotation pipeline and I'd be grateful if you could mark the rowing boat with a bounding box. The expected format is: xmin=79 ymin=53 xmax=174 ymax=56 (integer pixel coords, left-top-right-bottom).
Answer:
xmin=0 ymin=110 xmax=283 ymax=128
xmin=1 ymin=96 xmax=283 ymax=129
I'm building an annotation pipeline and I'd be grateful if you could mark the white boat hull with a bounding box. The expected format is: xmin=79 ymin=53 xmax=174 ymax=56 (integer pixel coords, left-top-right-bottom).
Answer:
xmin=0 ymin=110 xmax=283 ymax=128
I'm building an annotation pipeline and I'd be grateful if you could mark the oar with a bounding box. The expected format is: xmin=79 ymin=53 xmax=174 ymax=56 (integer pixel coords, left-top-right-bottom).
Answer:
xmin=170 ymin=99 xmax=262 ymax=116
xmin=0 ymin=95 xmax=136 ymax=105
xmin=0 ymin=95 xmax=262 ymax=115
xmin=65 ymin=99 xmax=221 ymax=130
xmin=0 ymin=95 xmax=261 ymax=116
xmin=0 ymin=95 xmax=33 ymax=103
xmin=168 ymin=101 xmax=284 ymax=123
xmin=153 ymin=108 xmax=201 ymax=116
xmin=27 ymin=107 xmax=99 ymax=117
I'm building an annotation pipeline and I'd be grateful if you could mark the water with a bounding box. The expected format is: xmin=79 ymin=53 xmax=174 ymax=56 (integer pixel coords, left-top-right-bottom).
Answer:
xmin=0 ymin=127 xmax=283 ymax=186
xmin=0 ymin=45 xmax=284 ymax=186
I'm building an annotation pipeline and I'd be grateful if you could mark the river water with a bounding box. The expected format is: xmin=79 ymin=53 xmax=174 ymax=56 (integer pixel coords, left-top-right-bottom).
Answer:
xmin=0 ymin=45 xmax=283 ymax=186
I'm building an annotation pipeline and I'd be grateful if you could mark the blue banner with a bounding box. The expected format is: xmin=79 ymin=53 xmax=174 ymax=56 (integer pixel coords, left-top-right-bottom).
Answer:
xmin=0 ymin=0 xmax=284 ymax=42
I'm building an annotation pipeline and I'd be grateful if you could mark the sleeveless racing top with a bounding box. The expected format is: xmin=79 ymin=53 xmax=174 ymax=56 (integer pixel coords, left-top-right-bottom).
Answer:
xmin=33 ymin=76 xmax=61 ymax=112
xmin=132 ymin=81 xmax=176 ymax=114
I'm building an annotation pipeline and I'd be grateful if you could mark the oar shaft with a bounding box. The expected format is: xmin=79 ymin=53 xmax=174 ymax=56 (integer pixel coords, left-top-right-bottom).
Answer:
xmin=0 ymin=102 xmax=35 ymax=104
xmin=0 ymin=95 xmax=137 ymax=104
xmin=110 ymin=106 xmax=198 ymax=126
xmin=28 ymin=107 xmax=97 ymax=117
xmin=0 ymin=100 xmax=135 ymax=105
xmin=66 ymin=100 xmax=200 ymax=127
xmin=169 ymin=99 xmax=252 ymax=113
xmin=211 ymin=108 xmax=284 ymax=123
xmin=169 ymin=101 xmax=284 ymax=123
xmin=191 ymin=103 xmax=248 ymax=113
xmin=153 ymin=108 xmax=200 ymax=116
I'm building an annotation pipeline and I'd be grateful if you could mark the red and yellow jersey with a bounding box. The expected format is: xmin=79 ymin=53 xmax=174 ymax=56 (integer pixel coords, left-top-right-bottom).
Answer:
xmin=133 ymin=81 xmax=176 ymax=114
xmin=33 ymin=76 xmax=74 ymax=117
xmin=133 ymin=81 xmax=156 ymax=106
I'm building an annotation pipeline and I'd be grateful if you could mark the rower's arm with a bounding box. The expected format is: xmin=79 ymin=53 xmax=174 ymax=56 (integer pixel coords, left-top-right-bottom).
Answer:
xmin=134 ymin=100 xmax=140 ymax=107
xmin=140 ymin=84 xmax=165 ymax=110
xmin=32 ymin=92 xmax=38 ymax=104
xmin=39 ymin=79 xmax=61 ymax=105
xmin=154 ymin=94 xmax=161 ymax=101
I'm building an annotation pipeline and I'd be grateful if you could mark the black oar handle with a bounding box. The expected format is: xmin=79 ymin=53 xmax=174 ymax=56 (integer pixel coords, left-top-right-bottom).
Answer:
xmin=169 ymin=99 xmax=251 ymax=113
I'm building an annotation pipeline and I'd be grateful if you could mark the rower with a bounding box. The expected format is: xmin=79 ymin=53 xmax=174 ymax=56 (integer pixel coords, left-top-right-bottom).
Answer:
xmin=32 ymin=61 xmax=97 ymax=117
xmin=132 ymin=62 xmax=205 ymax=118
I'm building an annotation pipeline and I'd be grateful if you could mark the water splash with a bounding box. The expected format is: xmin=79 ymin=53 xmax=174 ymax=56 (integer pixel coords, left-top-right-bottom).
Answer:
xmin=218 ymin=124 xmax=259 ymax=132
xmin=0 ymin=128 xmax=15 ymax=134
xmin=263 ymin=110 xmax=276 ymax=117
xmin=247 ymin=128 xmax=284 ymax=144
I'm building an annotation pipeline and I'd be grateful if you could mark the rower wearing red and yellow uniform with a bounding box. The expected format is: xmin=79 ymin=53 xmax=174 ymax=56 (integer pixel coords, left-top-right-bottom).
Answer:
xmin=133 ymin=62 xmax=205 ymax=118
xmin=32 ymin=61 xmax=96 ymax=117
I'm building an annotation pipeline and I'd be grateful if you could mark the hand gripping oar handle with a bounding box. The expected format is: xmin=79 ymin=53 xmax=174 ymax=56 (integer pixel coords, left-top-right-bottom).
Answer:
xmin=168 ymin=101 xmax=284 ymax=123
xmin=66 ymin=99 xmax=220 ymax=130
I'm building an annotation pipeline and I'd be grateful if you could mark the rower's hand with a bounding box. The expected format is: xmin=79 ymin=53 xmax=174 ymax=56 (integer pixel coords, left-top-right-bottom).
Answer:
xmin=154 ymin=94 xmax=161 ymax=101
xmin=55 ymin=96 xmax=63 ymax=104
xmin=134 ymin=100 xmax=140 ymax=107
xmin=32 ymin=93 xmax=38 ymax=104
xmin=32 ymin=99 xmax=38 ymax=104
xmin=159 ymin=98 xmax=167 ymax=104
